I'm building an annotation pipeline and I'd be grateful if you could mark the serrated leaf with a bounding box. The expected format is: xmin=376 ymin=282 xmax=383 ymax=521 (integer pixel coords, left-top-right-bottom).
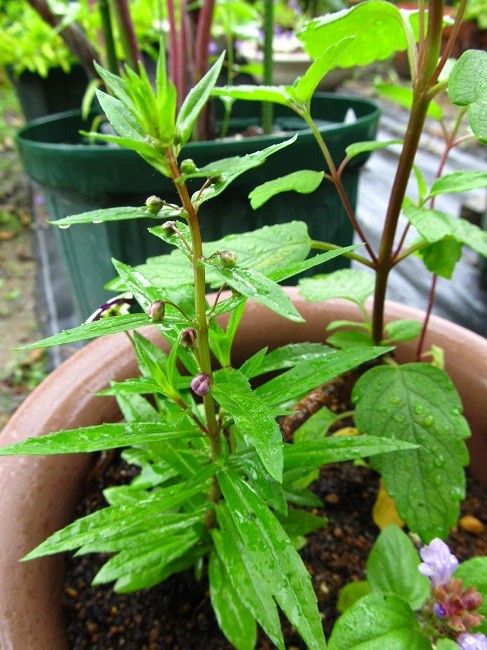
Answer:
xmin=337 ymin=581 xmax=371 ymax=613
xmin=19 ymin=314 xmax=151 ymax=349
xmin=271 ymin=246 xmax=360 ymax=283
xmin=345 ymin=139 xmax=403 ymax=160
xmin=429 ymin=171 xmax=487 ymax=197
xmin=114 ymin=392 xmax=159 ymax=424
xmin=176 ymin=52 xmax=225 ymax=145
xmin=367 ymin=525 xmax=430 ymax=610
xmin=329 ymin=593 xmax=430 ymax=649
xmin=249 ymin=170 xmax=324 ymax=210
xmin=213 ymin=369 xmax=283 ymax=481
xmin=283 ymin=435 xmax=418 ymax=473
xmin=290 ymin=37 xmax=354 ymax=103
xmin=404 ymin=204 xmax=487 ymax=257
xmin=53 ymin=205 xmax=173 ymax=227
xmin=194 ymin=136 xmax=298 ymax=205
xmin=375 ymin=83 xmax=443 ymax=120
xmin=448 ymin=49 xmax=487 ymax=143
xmin=95 ymin=89 xmax=145 ymax=140
xmin=299 ymin=269 xmax=375 ymax=306
xmin=384 ymin=319 xmax=422 ymax=343
xmin=0 ymin=422 xmax=200 ymax=456
xmin=419 ymin=238 xmax=463 ymax=279
xmin=256 ymin=346 xmax=390 ymax=407
xmin=23 ymin=465 xmax=215 ymax=560
xmin=98 ymin=377 xmax=160 ymax=396
xmin=218 ymin=471 xmax=325 ymax=650
xmin=455 ymin=558 xmax=487 ymax=634
xmin=204 ymin=260 xmax=304 ymax=323
xmin=255 ymin=342 xmax=332 ymax=378
xmin=112 ymin=259 xmax=165 ymax=310
xmin=413 ymin=165 xmax=428 ymax=203
xmin=353 ymin=364 xmax=470 ymax=541
xmin=298 ymin=1 xmax=411 ymax=66
xmin=214 ymin=506 xmax=285 ymax=649
xmin=209 ymin=550 xmax=257 ymax=650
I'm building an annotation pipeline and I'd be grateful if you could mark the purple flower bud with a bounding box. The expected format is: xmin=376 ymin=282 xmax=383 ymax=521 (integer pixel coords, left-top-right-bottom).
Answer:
xmin=145 ymin=195 xmax=164 ymax=214
xmin=180 ymin=327 xmax=196 ymax=349
xmin=434 ymin=603 xmax=447 ymax=618
xmin=191 ymin=373 xmax=211 ymax=397
xmin=418 ymin=538 xmax=459 ymax=587
xmin=457 ymin=632 xmax=487 ymax=650
xmin=161 ymin=220 xmax=177 ymax=234
xmin=208 ymin=40 xmax=218 ymax=55
xmin=148 ymin=300 xmax=165 ymax=322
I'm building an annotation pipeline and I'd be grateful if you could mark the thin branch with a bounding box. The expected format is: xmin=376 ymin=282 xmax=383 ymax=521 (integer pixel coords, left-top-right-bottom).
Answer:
xmin=430 ymin=0 xmax=468 ymax=85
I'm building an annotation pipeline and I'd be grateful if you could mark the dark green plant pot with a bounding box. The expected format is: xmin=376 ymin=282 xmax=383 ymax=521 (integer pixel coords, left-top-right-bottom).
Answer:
xmin=17 ymin=94 xmax=380 ymax=319
xmin=9 ymin=66 xmax=89 ymax=122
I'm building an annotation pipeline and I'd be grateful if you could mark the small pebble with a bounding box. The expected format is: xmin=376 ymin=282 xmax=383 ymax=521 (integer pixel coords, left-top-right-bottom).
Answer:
xmin=459 ymin=515 xmax=486 ymax=535
xmin=326 ymin=493 xmax=340 ymax=504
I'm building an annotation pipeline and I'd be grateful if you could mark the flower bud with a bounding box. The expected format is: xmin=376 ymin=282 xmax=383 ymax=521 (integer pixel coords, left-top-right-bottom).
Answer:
xmin=148 ymin=300 xmax=165 ymax=322
xmin=180 ymin=158 xmax=198 ymax=174
xmin=161 ymin=220 xmax=177 ymax=234
xmin=145 ymin=195 xmax=164 ymax=214
xmin=219 ymin=250 xmax=237 ymax=268
xmin=191 ymin=372 xmax=211 ymax=397
xmin=180 ymin=327 xmax=196 ymax=349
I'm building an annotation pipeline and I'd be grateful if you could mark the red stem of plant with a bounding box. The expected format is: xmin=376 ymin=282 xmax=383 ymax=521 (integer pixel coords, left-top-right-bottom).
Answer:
xmin=430 ymin=0 xmax=468 ymax=85
xmin=415 ymin=274 xmax=437 ymax=360
xmin=114 ymin=0 xmax=142 ymax=68
xmin=195 ymin=0 xmax=215 ymax=83
xmin=178 ymin=0 xmax=188 ymax=102
xmin=167 ymin=0 xmax=182 ymax=106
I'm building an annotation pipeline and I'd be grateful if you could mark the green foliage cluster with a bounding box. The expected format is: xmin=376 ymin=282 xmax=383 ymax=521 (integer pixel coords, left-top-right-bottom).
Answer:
xmin=2 ymin=1 xmax=487 ymax=647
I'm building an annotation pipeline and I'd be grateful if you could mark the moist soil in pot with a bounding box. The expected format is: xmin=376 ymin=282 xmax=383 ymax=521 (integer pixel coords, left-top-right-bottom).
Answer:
xmin=63 ymin=378 xmax=487 ymax=650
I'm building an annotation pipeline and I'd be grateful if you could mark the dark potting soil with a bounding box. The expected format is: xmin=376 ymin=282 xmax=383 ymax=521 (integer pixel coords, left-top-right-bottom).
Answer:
xmin=63 ymin=457 xmax=487 ymax=649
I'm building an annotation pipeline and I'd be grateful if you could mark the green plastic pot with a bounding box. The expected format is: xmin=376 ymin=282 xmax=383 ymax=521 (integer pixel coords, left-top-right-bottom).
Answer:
xmin=17 ymin=94 xmax=379 ymax=319
xmin=9 ymin=66 xmax=89 ymax=122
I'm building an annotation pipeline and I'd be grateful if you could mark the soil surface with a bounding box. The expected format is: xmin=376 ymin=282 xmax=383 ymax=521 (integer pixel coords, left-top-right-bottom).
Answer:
xmin=64 ymin=459 xmax=487 ymax=650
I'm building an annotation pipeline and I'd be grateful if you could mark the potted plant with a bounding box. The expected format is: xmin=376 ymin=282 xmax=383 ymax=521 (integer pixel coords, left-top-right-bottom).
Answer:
xmin=1 ymin=0 xmax=487 ymax=647
xmin=14 ymin=0 xmax=379 ymax=320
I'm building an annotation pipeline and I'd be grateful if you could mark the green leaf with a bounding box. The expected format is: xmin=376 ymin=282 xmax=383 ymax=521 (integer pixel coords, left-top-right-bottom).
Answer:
xmin=448 ymin=49 xmax=487 ymax=143
xmin=194 ymin=136 xmax=298 ymax=205
xmin=337 ymin=581 xmax=371 ymax=613
xmin=298 ymin=1 xmax=411 ymax=66
xmin=327 ymin=331 xmax=374 ymax=349
xmin=290 ymin=37 xmax=354 ymax=103
xmin=383 ymin=320 xmax=422 ymax=343
xmin=294 ymin=407 xmax=337 ymax=443
xmin=403 ymin=204 xmax=487 ymax=257
xmin=251 ymin=342 xmax=332 ymax=379
xmin=23 ymin=465 xmax=215 ymax=560
xmin=271 ymin=247 xmax=360 ymax=283
xmin=176 ymin=52 xmax=225 ymax=145
xmin=413 ymin=165 xmax=428 ymax=203
xmin=0 ymin=422 xmax=200 ymax=456
xmin=209 ymin=550 xmax=257 ymax=650
xmin=284 ymin=435 xmax=418 ymax=472
xmin=213 ymin=369 xmax=283 ymax=482
xmin=52 ymin=206 xmax=171 ymax=227
xmin=345 ymin=139 xmax=403 ymax=160
xmin=278 ymin=509 xmax=327 ymax=539
xmin=19 ymin=314 xmax=151 ymax=350
xmin=93 ymin=530 xmax=200 ymax=586
xmin=436 ymin=640 xmax=461 ymax=650
xmin=329 ymin=593 xmax=430 ymax=649
xmin=429 ymin=171 xmax=487 ymax=197
xmin=213 ymin=84 xmax=291 ymax=106
xmin=420 ymin=238 xmax=463 ymax=279
xmin=455 ymin=557 xmax=487 ymax=634
xmin=256 ymin=346 xmax=390 ymax=407
xmin=95 ymin=89 xmax=145 ymax=140
xmin=367 ymin=525 xmax=430 ymax=610
xmin=353 ymin=364 xmax=470 ymax=541
xmin=375 ymin=83 xmax=443 ymax=120
xmin=249 ymin=170 xmax=324 ymax=210
xmin=214 ymin=506 xmax=285 ymax=649
xmin=218 ymin=471 xmax=326 ymax=650
xmin=98 ymin=377 xmax=160 ymax=396
xmin=299 ymin=269 xmax=374 ymax=306
xmin=204 ymin=260 xmax=304 ymax=323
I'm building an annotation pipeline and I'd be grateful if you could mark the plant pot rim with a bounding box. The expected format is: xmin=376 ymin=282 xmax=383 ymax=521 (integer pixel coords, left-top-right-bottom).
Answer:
xmin=1 ymin=289 xmax=486 ymax=648
xmin=16 ymin=91 xmax=379 ymax=155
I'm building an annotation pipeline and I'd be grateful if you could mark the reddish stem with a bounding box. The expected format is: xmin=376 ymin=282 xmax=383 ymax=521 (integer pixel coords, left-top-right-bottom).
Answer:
xmin=416 ymin=274 xmax=437 ymax=360
xmin=114 ymin=0 xmax=141 ymax=68
xmin=195 ymin=0 xmax=215 ymax=83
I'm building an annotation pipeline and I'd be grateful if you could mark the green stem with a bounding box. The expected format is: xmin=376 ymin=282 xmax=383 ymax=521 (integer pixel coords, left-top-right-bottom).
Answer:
xmin=303 ymin=112 xmax=377 ymax=263
xmin=262 ymin=0 xmax=274 ymax=135
xmin=98 ymin=0 xmax=118 ymax=74
xmin=371 ymin=0 xmax=444 ymax=344
xmin=310 ymin=240 xmax=375 ymax=269
xmin=166 ymin=148 xmax=220 ymax=520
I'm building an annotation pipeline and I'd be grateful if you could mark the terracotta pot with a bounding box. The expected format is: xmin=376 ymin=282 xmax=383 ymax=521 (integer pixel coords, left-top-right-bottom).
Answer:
xmin=1 ymin=288 xmax=486 ymax=648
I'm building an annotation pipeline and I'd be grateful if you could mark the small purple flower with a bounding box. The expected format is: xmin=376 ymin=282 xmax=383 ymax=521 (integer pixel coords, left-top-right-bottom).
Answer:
xmin=208 ymin=40 xmax=218 ymax=55
xmin=191 ymin=373 xmax=211 ymax=397
xmin=434 ymin=603 xmax=447 ymax=618
xmin=418 ymin=538 xmax=459 ymax=587
xmin=457 ymin=632 xmax=487 ymax=650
